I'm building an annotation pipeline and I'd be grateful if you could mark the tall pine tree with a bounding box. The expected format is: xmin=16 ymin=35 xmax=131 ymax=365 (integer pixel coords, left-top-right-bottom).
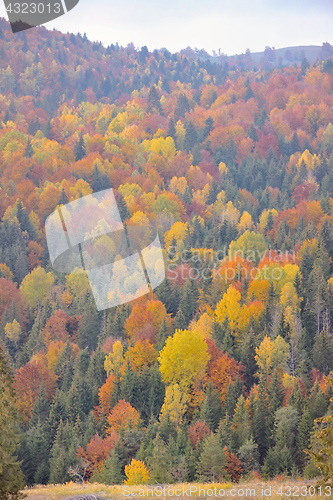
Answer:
xmin=0 ymin=348 xmax=25 ymax=499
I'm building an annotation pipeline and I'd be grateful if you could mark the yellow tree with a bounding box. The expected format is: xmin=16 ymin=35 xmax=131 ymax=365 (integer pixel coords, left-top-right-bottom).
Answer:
xmin=271 ymin=336 xmax=290 ymax=373
xmin=0 ymin=263 xmax=13 ymax=280
xmin=297 ymin=149 xmax=320 ymax=172
xmin=259 ymin=209 xmax=278 ymax=232
xmin=164 ymin=221 xmax=188 ymax=250
xmin=159 ymin=384 xmax=189 ymax=430
xmin=255 ymin=335 xmax=289 ymax=379
xmin=4 ymin=320 xmax=21 ymax=343
xmin=221 ymin=201 xmax=240 ymax=226
xmin=124 ymin=459 xmax=151 ymax=485
xmin=280 ymin=282 xmax=300 ymax=311
xmin=215 ymin=286 xmax=243 ymax=336
xmin=189 ymin=312 xmax=213 ymax=339
xmin=65 ymin=269 xmax=90 ymax=302
xmin=104 ymin=341 xmax=124 ymax=378
xmin=158 ymin=329 xmax=210 ymax=391
xmin=20 ymin=266 xmax=54 ymax=310
xmin=255 ymin=336 xmax=274 ymax=379
xmin=169 ymin=176 xmax=188 ymax=195
xmin=237 ymin=211 xmax=253 ymax=234
xmin=125 ymin=340 xmax=158 ymax=372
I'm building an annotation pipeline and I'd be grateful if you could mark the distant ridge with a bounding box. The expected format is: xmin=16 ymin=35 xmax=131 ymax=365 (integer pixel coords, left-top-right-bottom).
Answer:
xmin=181 ymin=43 xmax=333 ymax=70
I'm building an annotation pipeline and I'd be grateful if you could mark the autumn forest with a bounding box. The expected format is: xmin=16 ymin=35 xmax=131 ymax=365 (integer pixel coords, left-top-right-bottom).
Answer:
xmin=1 ymin=16 xmax=333 ymax=494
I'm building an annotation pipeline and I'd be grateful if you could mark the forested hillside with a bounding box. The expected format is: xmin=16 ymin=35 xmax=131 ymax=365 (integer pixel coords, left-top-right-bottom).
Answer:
xmin=1 ymin=17 xmax=333 ymax=487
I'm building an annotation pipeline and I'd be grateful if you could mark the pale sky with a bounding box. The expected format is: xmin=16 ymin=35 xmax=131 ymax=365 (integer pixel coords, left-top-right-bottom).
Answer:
xmin=1 ymin=0 xmax=333 ymax=55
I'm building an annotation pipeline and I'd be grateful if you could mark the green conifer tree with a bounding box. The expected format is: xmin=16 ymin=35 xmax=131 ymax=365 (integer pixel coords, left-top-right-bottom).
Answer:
xmin=297 ymin=405 xmax=313 ymax=471
xmin=268 ymin=369 xmax=285 ymax=414
xmin=92 ymin=448 xmax=123 ymax=484
xmin=196 ymin=433 xmax=226 ymax=482
xmin=0 ymin=348 xmax=25 ymax=499
xmin=74 ymin=135 xmax=86 ymax=161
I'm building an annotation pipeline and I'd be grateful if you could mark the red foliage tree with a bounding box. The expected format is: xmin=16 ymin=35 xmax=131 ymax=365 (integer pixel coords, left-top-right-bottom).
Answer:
xmin=188 ymin=421 xmax=210 ymax=449
xmin=208 ymin=352 xmax=244 ymax=405
xmin=106 ymin=399 xmax=140 ymax=434
xmin=0 ymin=277 xmax=27 ymax=326
xmin=13 ymin=357 xmax=57 ymax=422
xmin=224 ymin=447 xmax=243 ymax=482
xmin=76 ymin=432 xmax=118 ymax=478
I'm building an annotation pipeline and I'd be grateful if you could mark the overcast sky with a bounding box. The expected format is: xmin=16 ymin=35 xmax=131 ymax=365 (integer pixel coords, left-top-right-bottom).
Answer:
xmin=1 ymin=0 xmax=333 ymax=55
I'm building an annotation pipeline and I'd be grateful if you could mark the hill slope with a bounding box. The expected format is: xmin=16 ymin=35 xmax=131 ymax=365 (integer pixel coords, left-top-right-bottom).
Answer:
xmin=0 ymin=17 xmax=332 ymax=490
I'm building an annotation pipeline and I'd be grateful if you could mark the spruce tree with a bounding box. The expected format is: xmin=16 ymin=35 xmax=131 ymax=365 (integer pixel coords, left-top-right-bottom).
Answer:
xmin=0 ymin=348 xmax=25 ymax=499
xmin=77 ymin=299 xmax=100 ymax=352
xmin=155 ymin=278 xmax=178 ymax=317
xmin=149 ymin=363 xmax=165 ymax=419
xmin=44 ymin=391 xmax=65 ymax=446
xmin=175 ymin=93 xmax=190 ymax=120
xmin=261 ymin=447 xmax=278 ymax=478
xmin=238 ymin=437 xmax=260 ymax=474
xmin=200 ymin=116 xmax=214 ymax=142
xmin=65 ymin=384 xmax=83 ymax=424
xmin=56 ymin=343 xmax=74 ymax=392
xmin=30 ymin=384 xmax=50 ymax=426
xmin=74 ymin=134 xmax=86 ymax=161
xmin=177 ymin=279 xmax=198 ymax=327
xmin=121 ymin=359 xmax=135 ymax=404
xmin=297 ymin=405 xmax=313 ymax=471
xmin=49 ymin=420 xmax=78 ymax=484
xmin=26 ymin=423 xmax=50 ymax=485
xmin=196 ymin=433 xmax=226 ymax=482
xmin=16 ymin=199 xmax=36 ymax=240
xmin=218 ymin=413 xmax=235 ymax=452
xmin=239 ymin=329 xmax=257 ymax=388
xmin=206 ymin=180 xmax=219 ymax=205
xmin=24 ymin=140 xmax=33 ymax=158
xmin=183 ymin=121 xmax=198 ymax=152
xmin=268 ymin=369 xmax=285 ymax=414
xmin=224 ymin=376 xmax=243 ymax=416
xmin=87 ymin=347 xmax=107 ymax=406
xmin=174 ymin=307 xmax=187 ymax=330
xmin=58 ymin=187 xmax=69 ymax=206
xmin=156 ymin=317 xmax=169 ymax=351
xmin=231 ymin=395 xmax=251 ymax=449
xmin=92 ymin=448 xmax=123 ymax=484
xmin=148 ymin=434 xmax=173 ymax=483
xmin=117 ymin=193 xmax=130 ymax=221
xmin=17 ymin=437 xmax=34 ymax=486
xmin=247 ymin=123 xmax=258 ymax=142
xmin=91 ymin=164 xmax=111 ymax=192
xmin=251 ymin=382 xmax=272 ymax=463
xmin=200 ymin=382 xmax=222 ymax=431
xmin=147 ymin=85 xmax=162 ymax=113
xmin=308 ymin=381 xmax=328 ymax=420
xmin=288 ymin=380 xmax=304 ymax=414
xmin=167 ymin=118 xmax=176 ymax=139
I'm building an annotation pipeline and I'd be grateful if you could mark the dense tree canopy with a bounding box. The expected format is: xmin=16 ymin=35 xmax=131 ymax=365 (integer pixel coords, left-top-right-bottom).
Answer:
xmin=0 ymin=18 xmax=333 ymax=488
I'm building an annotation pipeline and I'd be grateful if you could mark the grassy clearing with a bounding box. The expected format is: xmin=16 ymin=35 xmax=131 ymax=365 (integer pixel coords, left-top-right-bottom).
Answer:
xmin=23 ymin=479 xmax=325 ymax=500
xmin=23 ymin=481 xmax=122 ymax=499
